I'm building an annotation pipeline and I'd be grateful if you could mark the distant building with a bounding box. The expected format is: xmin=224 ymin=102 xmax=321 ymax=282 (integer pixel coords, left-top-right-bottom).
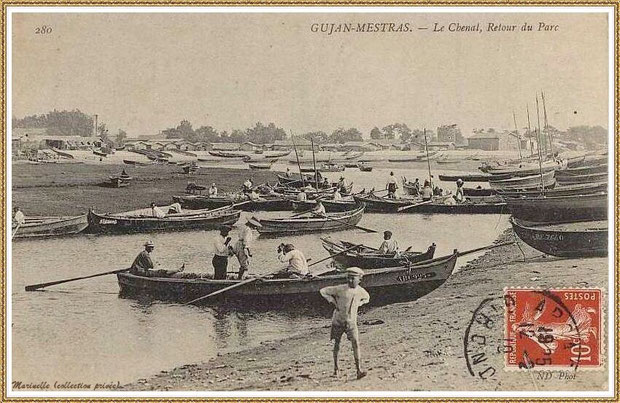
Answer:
xmin=272 ymin=138 xmax=315 ymax=151
xmin=468 ymin=133 xmax=500 ymax=151
xmin=239 ymin=142 xmax=263 ymax=152
xmin=320 ymin=143 xmax=342 ymax=152
xmin=437 ymin=124 xmax=464 ymax=144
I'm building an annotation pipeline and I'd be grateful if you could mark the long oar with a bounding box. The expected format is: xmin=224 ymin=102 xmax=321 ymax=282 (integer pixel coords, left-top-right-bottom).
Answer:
xmin=184 ymin=243 xmax=363 ymax=305
xmin=456 ymin=241 xmax=515 ymax=258
xmin=12 ymin=224 xmax=21 ymax=240
xmin=397 ymin=200 xmax=433 ymax=212
xmin=25 ymin=268 xmax=131 ymax=292
xmin=207 ymin=200 xmax=252 ymax=214
xmin=319 ymin=213 xmax=377 ymax=233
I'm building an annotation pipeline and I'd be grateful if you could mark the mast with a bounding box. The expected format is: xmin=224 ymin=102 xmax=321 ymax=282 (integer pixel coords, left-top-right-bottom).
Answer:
xmin=512 ymin=111 xmax=522 ymax=161
xmin=423 ymin=128 xmax=432 ymax=189
xmin=526 ymin=104 xmax=534 ymax=157
xmin=311 ymin=137 xmax=319 ymax=190
xmin=535 ymin=95 xmax=546 ymax=193
xmin=290 ymin=131 xmax=305 ymax=187
xmin=541 ymin=90 xmax=554 ymax=157
xmin=94 ymin=114 xmax=98 ymax=137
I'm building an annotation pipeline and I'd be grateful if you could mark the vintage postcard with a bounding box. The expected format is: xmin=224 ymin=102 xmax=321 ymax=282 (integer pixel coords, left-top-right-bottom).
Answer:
xmin=3 ymin=5 xmax=617 ymax=400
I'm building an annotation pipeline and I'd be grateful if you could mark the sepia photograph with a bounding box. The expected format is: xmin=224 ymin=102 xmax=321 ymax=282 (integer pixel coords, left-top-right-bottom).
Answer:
xmin=4 ymin=5 xmax=617 ymax=399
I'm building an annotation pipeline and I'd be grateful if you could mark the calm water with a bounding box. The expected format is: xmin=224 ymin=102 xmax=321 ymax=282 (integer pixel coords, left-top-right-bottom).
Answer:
xmin=11 ymin=165 xmax=507 ymax=385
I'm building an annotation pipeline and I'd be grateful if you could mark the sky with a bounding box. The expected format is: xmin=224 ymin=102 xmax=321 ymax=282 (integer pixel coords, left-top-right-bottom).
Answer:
xmin=11 ymin=10 xmax=610 ymax=138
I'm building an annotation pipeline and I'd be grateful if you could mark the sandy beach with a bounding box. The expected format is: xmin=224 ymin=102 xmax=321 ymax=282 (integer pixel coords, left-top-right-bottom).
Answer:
xmin=122 ymin=231 xmax=609 ymax=392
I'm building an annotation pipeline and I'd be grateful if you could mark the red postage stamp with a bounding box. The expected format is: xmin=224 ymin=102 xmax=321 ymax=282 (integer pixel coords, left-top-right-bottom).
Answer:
xmin=504 ymin=288 xmax=602 ymax=370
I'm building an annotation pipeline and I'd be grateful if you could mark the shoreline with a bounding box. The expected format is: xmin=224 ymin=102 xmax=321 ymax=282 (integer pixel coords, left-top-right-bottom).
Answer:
xmin=122 ymin=231 xmax=609 ymax=392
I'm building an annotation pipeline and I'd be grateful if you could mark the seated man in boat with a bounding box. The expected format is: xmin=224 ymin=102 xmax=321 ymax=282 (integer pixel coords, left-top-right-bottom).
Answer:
xmin=322 ymin=177 xmax=330 ymax=189
xmin=337 ymin=176 xmax=347 ymax=193
xmin=248 ymin=189 xmax=264 ymax=201
xmin=421 ymin=180 xmax=433 ymax=201
xmin=209 ymin=183 xmax=218 ymax=197
xmin=285 ymin=167 xmax=292 ymax=178
xmin=167 ymin=203 xmax=182 ymax=214
xmin=386 ymin=172 xmax=398 ymax=199
xmin=12 ymin=206 xmax=25 ymax=227
xmin=130 ymin=241 xmax=185 ymax=277
xmin=150 ymin=202 xmax=166 ymax=218
xmin=297 ymin=188 xmax=308 ymax=202
xmin=319 ymin=267 xmax=370 ymax=380
xmin=243 ymin=179 xmax=253 ymax=193
xmin=274 ymin=243 xmax=309 ymax=278
xmin=313 ymin=200 xmax=327 ymax=216
xmin=378 ymin=231 xmax=399 ymax=255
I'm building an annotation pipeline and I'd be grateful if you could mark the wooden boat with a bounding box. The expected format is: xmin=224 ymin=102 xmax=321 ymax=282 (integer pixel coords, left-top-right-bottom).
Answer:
xmin=123 ymin=159 xmax=149 ymax=166
xmin=504 ymin=193 xmax=608 ymax=223
xmin=438 ymin=173 xmax=508 ymax=182
xmin=247 ymin=203 xmax=365 ymax=235
xmin=13 ymin=215 xmax=89 ymax=239
xmin=568 ymin=154 xmax=606 ymax=168
xmin=344 ymin=162 xmax=359 ymax=168
xmin=353 ymin=193 xmax=507 ymax=214
xmin=343 ymin=151 xmax=365 ymax=160
xmin=86 ymin=206 xmax=241 ymax=234
xmin=489 ymin=171 xmax=555 ymax=191
xmin=248 ymin=162 xmax=273 ymax=170
xmin=463 ymin=187 xmax=496 ymax=197
xmin=93 ymin=149 xmax=108 ymax=157
xmin=264 ymin=150 xmax=291 ymax=158
xmin=117 ymin=251 xmax=458 ymax=307
xmin=300 ymin=163 xmax=345 ymax=173
xmin=275 ymin=174 xmax=352 ymax=194
xmin=482 ymin=161 xmax=557 ymax=176
xmin=292 ymin=199 xmax=357 ymax=212
xmin=496 ymin=182 xmax=607 ymax=199
xmin=556 ymin=172 xmax=608 ymax=185
xmin=321 ymin=238 xmax=436 ymax=269
xmin=510 ymin=217 xmax=607 ymax=257
xmin=353 ymin=193 xmax=422 ymax=213
xmin=556 ymin=164 xmax=607 ymax=176
xmin=172 ymin=194 xmax=293 ymax=211
xmin=435 ymin=158 xmax=460 ymax=165
xmin=208 ymin=150 xmax=247 ymax=158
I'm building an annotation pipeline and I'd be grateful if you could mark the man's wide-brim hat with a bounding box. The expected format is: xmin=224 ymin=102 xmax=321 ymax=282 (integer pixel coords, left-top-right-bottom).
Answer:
xmin=346 ymin=267 xmax=364 ymax=277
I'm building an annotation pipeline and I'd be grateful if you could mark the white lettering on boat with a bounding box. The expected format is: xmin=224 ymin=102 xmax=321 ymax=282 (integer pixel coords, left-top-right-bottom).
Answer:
xmin=397 ymin=272 xmax=436 ymax=282
xmin=532 ymin=234 xmax=564 ymax=241
xmin=99 ymin=219 xmax=118 ymax=225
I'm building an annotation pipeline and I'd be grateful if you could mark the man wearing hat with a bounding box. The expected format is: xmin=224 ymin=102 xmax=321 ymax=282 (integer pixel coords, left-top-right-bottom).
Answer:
xmin=320 ymin=267 xmax=370 ymax=379
xmin=455 ymin=178 xmax=465 ymax=203
xmin=213 ymin=225 xmax=233 ymax=280
xmin=378 ymin=230 xmax=399 ymax=255
xmin=130 ymin=241 xmax=184 ymax=277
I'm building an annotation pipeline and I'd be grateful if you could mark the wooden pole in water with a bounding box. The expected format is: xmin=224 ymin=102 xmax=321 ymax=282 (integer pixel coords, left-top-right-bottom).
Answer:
xmin=311 ymin=137 xmax=319 ymax=190
xmin=513 ymin=111 xmax=522 ymax=161
xmin=526 ymin=104 xmax=534 ymax=157
xmin=535 ymin=95 xmax=546 ymax=193
xmin=290 ymin=131 xmax=305 ymax=187
xmin=423 ymin=128 xmax=432 ymax=189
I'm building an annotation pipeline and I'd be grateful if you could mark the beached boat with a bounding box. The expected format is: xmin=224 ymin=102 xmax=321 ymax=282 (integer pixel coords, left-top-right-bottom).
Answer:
xmin=247 ymin=203 xmax=365 ymax=235
xmin=556 ymin=164 xmax=607 ymax=176
xmin=343 ymin=151 xmax=365 ymax=160
xmin=481 ymin=161 xmax=558 ymax=176
xmin=123 ymin=159 xmax=149 ymax=166
xmin=321 ymin=238 xmax=436 ymax=269
xmin=208 ymin=150 xmax=247 ymax=158
xmin=117 ymin=251 xmax=458 ymax=307
xmin=172 ymin=194 xmax=293 ymax=211
xmin=510 ymin=218 xmax=607 ymax=257
xmin=93 ymin=149 xmax=108 ymax=157
xmin=489 ymin=171 xmax=555 ymax=191
xmin=13 ymin=215 xmax=89 ymax=239
xmin=86 ymin=206 xmax=241 ymax=234
xmin=504 ymin=193 xmax=607 ymax=223
xmin=438 ymin=173 xmax=507 ymax=182
xmin=264 ymin=150 xmax=291 ymax=158
xmin=496 ymin=181 xmax=607 ymax=199
xmin=300 ymin=163 xmax=345 ymax=173
xmin=555 ymin=172 xmax=608 ymax=185
xmin=248 ymin=162 xmax=273 ymax=170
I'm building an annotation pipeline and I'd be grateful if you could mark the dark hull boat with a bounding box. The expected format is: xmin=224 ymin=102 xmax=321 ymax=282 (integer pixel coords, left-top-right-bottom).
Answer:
xmin=489 ymin=171 xmax=555 ymax=191
xmin=247 ymin=204 xmax=365 ymax=235
xmin=321 ymin=238 xmax=436 ymax=269
xmin=496 ymin=182 xmax=607 ymax=198
xmin=510 ymin=218 xmax=607 ymax=257
xmin=172 ymin=195 xmax=293 ymax=211
xmin=438 ymin=173 xmax=506 ymax=182
xmin=504 ymin=193 xmax=607 ymax=223
xmin=248 ymin=163 xmax=273 ymax=170
xmin=556 ymin=172 xmax=608 ymax=185
xmin=482 ymin=162 xmax=557 ymax=177
xmin=86 ymin=207 xmax=241 ymax=234
xmin=14 ymin=215 xmax=89 ymax=239
xmin=557 ymin=164 xmax=607 ymax=176
xmin=463 ymin=187 xmax=496 ymax=197
xmin=117 ymin=251 xmax=458 ymax=307
xmin=208 ymin=150 xmax=247 ymax=158
xmin=353 ymin=194 xmax=506 ymax=214
xmin=123 ymin=159 xmax=150 ymax=166
xmin=352 ymin=194 xmax=418 ymax=213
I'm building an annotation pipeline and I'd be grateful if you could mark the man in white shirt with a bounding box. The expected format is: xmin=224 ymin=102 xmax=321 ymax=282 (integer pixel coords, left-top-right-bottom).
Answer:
xmin=150 ymin=203 xmax=166 ymax=218
xmin=314 ymin=200 xmax=326 ymax=216
xmin=386 ymin=171 xmax=399 ymax=199
xmin=296 ymin=188 xmax=307 ymax=202
xmin=320 ymin=267 xmax=370 ymax=379
xmin=232 ymin=221 xmax=254 ymax=279
xmin=276 ymin=244 xmax=308 ymax=278
xmin=209 ymin=183 xmax=218 ymax=197
xmin=378 ymin=230 xmax=399 ymax=254
xmin=212 ymin=226 xmax=233 ymax=279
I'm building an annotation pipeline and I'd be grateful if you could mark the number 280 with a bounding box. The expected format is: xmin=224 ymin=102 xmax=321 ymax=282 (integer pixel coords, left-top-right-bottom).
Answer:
xmin=35 ymin=25 xmax=52 ymax=34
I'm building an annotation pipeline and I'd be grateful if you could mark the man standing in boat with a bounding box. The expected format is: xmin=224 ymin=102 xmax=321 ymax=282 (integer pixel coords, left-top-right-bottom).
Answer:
xmin=386 ymin=172 xmax=399 ymax=199
xmin=232 ymin=221 xmax=254 ymax=280
xmin=130 ymin=241 xmax=184 ymax=277
xmin=208 ymin=183 xmax=218 ymax=197
xmin=320 ymin=267 xmax=370 ymax=380
xmin=421 ymin=180 xmax=433 ymax=202
xmin=378 ymin=230 xmax=399 ymax=254
xmin=275 ymin=244 xmax=309 ymax=278
xmin=212 ymin=225 xmax=233 ymax=280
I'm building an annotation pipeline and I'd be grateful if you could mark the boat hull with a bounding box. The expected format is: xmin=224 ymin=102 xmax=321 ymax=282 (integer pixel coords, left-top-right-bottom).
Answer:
xmin=510 ymin=218 xmax=607 ymax=257
xmin=489 ymin=171 xmax=555 ymax=191
xmin=14 ymin=215 xmax=88 ymax=239
xmin=556 ymin=172 xmax=608 ymax=185
xmin=249 ymin=205 xmax=365 ymax=235
xmin=117 ymin=252 xmax=457 ymax=307
xmin=353 ymin=194 xmax=506 ymax=214
xmin=504 ymin=193 xmax=608 ymax=223
xmin=292 ymin=199 xmax=357 ymax=212
xmin=497 ymin=182 xmax=607 ymax=198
